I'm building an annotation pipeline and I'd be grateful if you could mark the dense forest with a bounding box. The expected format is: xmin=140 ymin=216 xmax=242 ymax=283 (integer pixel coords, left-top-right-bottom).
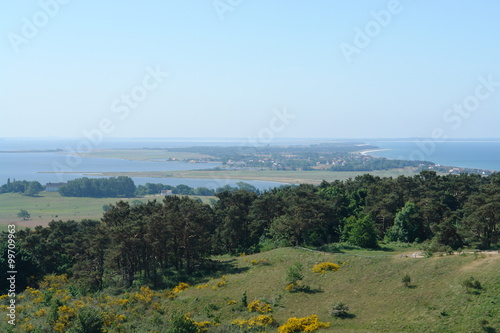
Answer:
xmin=1 ymin=171 xmax=498 ymax=296
xmin=58 ymin=177 xmax=136 ymax=198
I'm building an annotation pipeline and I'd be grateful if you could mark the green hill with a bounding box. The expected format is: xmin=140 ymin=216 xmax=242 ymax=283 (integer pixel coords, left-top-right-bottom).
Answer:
xmin=4 ymin=247 xmax=499 ymax=332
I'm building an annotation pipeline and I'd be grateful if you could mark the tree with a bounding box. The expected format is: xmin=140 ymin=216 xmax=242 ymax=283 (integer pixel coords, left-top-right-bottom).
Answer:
xmin=461 ymin=183 xmax=500 ymax=249
xmin=24 ymin=181 xmax=43 ymax=196
xmin=17 ymin=209 xmax=30 ymax=220
xmin=269 ymin=185 xmax=333 ymax=247
xmin=236 ymin=181 xmax=259 ymax=194
xmin=344 ymin=215 xmax=378 ymax=248
xmin=386 ymin=202 xmax=422 ymax=243
xmin=214 ymin=190 xmax=258 ymax=254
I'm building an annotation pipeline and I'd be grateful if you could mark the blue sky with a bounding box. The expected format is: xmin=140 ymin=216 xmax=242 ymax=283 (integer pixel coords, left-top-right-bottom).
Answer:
xmin=1 ymin=0 xmax=499 ymax=139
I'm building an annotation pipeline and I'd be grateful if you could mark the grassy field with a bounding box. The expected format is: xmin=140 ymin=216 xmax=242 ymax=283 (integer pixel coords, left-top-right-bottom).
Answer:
xmin=74 ymin=149 xmax=216 ymax=161
xmin=158 ymin=247 xmax=500 ymax=332
xmin=5 ymin=246 xmax=498 ymax=332
xmin=92 ymin=168 xmax=425 ymax=185
xmin=0 ymin=192 xmax=214 ymax=227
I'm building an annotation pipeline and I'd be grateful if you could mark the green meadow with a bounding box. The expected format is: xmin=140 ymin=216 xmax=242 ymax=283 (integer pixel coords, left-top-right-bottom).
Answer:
xmin=0 ymin=192 xmax=214 ymax=227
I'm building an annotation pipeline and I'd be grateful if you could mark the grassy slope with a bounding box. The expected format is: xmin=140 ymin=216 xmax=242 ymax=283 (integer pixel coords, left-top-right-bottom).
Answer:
xmin=2 ymin=247 xmax=499 ymax=332
xmin=0 ymin=192 xmax=214 ymax=227
xmin=169 ymin=247 xmax=499 ymax=332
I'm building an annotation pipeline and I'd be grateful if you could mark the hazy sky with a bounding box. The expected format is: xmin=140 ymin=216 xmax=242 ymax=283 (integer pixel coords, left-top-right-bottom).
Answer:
xmin=1 ymin=0 xmax=500 ymax=139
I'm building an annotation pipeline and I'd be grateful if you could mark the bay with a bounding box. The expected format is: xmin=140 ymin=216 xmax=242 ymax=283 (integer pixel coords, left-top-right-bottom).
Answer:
xmin=367 ymin=141 xmax=500 ymax=171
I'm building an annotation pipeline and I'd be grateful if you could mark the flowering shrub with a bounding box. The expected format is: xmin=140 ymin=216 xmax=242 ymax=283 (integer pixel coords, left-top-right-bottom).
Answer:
xmin=245 ymin=258 xmax=270 ymax=266
xmin=278 ymin=315 xmax=330 ymax=333
xmin=160 ymin=289 xmax=177 ymax=299
xmin=232 ymin=315 xmax=275 ymax=329
xmin=247 ymin=300 xmax=273 ymax=313
xmin=132 ymin=286 xmax=154 ymax=303
xmin=196 ymin=284 xmax=209 ymax=289
xmin=194 ymin=320 xmax=213 ymax=332
xmin=103 ymin=312 xmax=127 ymax=326
xmin=39 ymin=274 xmax=69 ymax=289
xmin=53 ymin=304 xmax=78 ymax=332
xmin=312 ymin=262 xmax=341 ymax=274
xmin=152 ymin=302 xmax=162 ymax=311
xmin=173 ymin=282 xmax=190 ymax=293
xmin=20 ymin=321 xmax=35 ymax=332
xmin=34 ymin=308 xmax=47 ymax=317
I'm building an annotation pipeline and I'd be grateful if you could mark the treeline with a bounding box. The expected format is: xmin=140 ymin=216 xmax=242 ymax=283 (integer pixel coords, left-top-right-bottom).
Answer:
xmin=329 ymin=156 xmax=432 ymax=171
xmin=2 ymin=171 xmax=499 ymax=293
xmin=59 ymin=177 xmax=136 ymax=197
xmin=0 ymin=178 xmax=43 ymax=196
xmin=0 ymin=176 xmax=262 ymax=198
xmin=136 ymin=181 xmax=260 ymax=196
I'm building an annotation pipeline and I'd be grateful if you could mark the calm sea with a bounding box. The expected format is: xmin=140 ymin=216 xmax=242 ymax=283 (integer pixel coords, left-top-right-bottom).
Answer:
xmin=0 ymin=138 xmax=287 ymax=190
xmin=367 ymin=141 xmax=500 ymax=171
xmin=1 ymin=139 xmax=499 ymax=189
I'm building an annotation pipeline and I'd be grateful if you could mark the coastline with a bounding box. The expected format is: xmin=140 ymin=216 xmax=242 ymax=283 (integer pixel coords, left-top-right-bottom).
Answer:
xmin=360 ymin=148 xmax=392 ymax=156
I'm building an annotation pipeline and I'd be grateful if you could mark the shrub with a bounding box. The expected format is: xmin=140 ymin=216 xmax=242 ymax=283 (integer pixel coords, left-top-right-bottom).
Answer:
xmin=68 ymin=307 xmax=104 ymax=333
xmin=232 ymin=315 xmax=275 ymax=329
xmin=312 ymin=262 xmax=340 ymax=274
xmin=330 ymin=302 xmax=350 ymax=318
xmin=241 ymin=291 xmax=248 ymax=307
xmin=462 ymin=277 xmax=482 ymax=293
xmin=401 ymin=274 xmax=411 ymax=288
xmin=166 ymin=312 xmax=198 ymax=333
xmin=247 ymin=299 xmax=273 ymax=313
xmin=285 ymin=263 xmax=304 ymax=284
xmin=278 ymin=315 xmax=330 ymax=333
xmin=173 ymin=282 xmax=190 ymax=293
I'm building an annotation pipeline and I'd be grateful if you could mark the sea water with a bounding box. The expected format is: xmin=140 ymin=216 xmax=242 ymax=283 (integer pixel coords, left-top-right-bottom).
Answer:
xmin=367 ymin=140 xmax=500 ymax=171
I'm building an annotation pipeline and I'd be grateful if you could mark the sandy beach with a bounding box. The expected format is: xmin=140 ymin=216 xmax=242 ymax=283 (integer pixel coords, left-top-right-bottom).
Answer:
xmin=360 ymin=148 xmax=392 ymax=155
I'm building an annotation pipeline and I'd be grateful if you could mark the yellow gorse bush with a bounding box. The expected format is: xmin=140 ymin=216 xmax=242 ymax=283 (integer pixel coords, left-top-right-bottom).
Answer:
xmin=196 ymin=284 xmax=209 ymax=289
xmin=247 ymin=299 xmax=273 ymax=313
xmin=132 ymin=286 xmax=154 ymax=303
xmin=53 ymin=304 xmax=78 ymax=332
xmin=232 ymin=315 xmax=275 ymax=328
xmin=103 ymin=311 xmax=127 ymax=326
xmin=20 ymin=322 xmax=35 ymax=332
xmin=278 ymin=315 xmax=330 ymax=333
xmin=243 ymin=258 xmax=270 ymax=265
xmin=312 ymin=262 xmax=341 ymax=274
xmin=25 ymin=286 xmax=41 ymax=298
xmin=173 ymin=282 xmax=190 ymax=293
xmin=39 ymin=274 xmax=69 ymax=289
xmin=194 ymin=320 xmax=213 ymax=332
xmin=34 ymin=308 xmax=47 ymax=317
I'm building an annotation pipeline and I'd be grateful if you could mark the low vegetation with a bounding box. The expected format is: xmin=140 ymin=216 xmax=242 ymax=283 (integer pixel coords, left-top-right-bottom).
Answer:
xmin=0 ymin=170 xmax=499 ymax=331
xmin=0 ymin=248 xmax=498 ymax=332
